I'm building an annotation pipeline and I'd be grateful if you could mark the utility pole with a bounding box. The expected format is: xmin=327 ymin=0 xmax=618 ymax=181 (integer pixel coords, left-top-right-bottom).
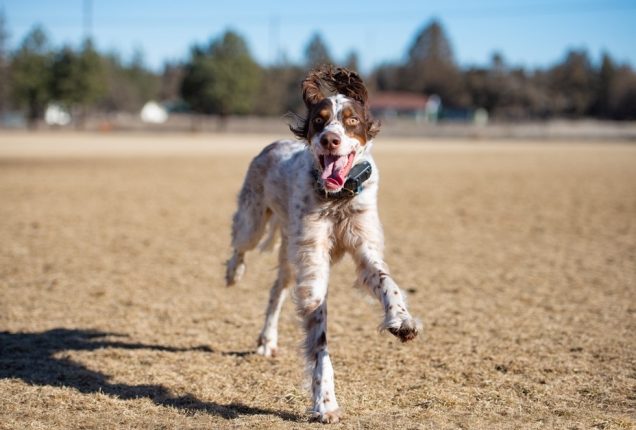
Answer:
xmin=0 ymin=7 xmax=8 ymax=115
xmin=83 ymin=0 xmax=92 ymax=42
xmin=269 ymin=15 xmax=280 ymax=66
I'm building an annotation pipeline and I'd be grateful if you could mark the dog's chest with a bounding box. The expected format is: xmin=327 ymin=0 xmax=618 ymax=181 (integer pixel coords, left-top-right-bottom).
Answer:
xmin=315 ymin=199 xmax=364 ymax=221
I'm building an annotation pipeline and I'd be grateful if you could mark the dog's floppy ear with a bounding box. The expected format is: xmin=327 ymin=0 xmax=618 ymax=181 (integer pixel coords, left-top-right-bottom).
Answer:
xmin=325 ymin=67 xmax=368 ymax=105
xmin=301 ymin=69 xmax=327 ymax=107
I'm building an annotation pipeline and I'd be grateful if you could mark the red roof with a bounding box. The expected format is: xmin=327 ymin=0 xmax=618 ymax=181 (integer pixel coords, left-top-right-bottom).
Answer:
xmin=369 ymin=92 xmax=427 ymax=110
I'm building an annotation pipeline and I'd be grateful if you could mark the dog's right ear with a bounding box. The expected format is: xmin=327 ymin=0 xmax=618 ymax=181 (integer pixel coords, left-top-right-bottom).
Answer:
xmin=301 ymin=69 xmax=326 ymax=107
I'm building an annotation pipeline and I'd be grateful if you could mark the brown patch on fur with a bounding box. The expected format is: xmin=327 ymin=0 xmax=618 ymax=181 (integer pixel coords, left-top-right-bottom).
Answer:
xmin=299 ymin=298 xmax=321 ymax=318
xmin=330 ymin=245 xmax=345 ymax=264
xmin=341 ymin=103 xmax=370 ymax=145
xmin=319 ymin=107 xmax=332 ymax=120
xmin=296 ymin=284 xmax=315 ymax=301
xmin=305 ymin=315 xmax=319 ymax=331
xmin=306 ymin=99 xmax=333 ymax=141
xmin=297 ymin=237 xmax=318 ymax=248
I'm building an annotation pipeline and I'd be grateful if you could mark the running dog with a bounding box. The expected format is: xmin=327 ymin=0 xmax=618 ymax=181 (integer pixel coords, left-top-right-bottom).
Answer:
xmin=226 ymin=66 xmax=421 ymax=423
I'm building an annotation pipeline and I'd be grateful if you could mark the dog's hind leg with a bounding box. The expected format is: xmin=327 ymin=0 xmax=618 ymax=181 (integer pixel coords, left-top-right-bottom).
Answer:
xmin=226 ymin=210 xmax=271 ymax=286
xmin=256 ymin=237 xmax=291 ymax=357
xmin=226 ymin=161 xmax=271 ymax=286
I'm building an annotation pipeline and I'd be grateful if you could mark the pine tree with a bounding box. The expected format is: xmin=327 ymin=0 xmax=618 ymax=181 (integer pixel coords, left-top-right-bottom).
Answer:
xmin=181 ymin=30 xmax=262 ymax=119
xmin=549 ymin=50 xmax=595 ymax=117
xmin=595 ymin=52 xmax=615 ymax=118
xmin=10 ymin=25 xmax=53 ymax=127
xmin=401 ymin=19 xmax=464 ymax=107
xmin=407 ymin=19 xmax=454 ymax=65
xmin=304 ymin=33 xmax=333 ymax=69
xmin=50 ymin=39 xmax=106 ymax=127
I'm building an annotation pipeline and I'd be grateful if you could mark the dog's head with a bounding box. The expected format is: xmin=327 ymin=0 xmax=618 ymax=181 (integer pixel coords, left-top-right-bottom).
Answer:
xmin=290 ymin=66 xmax=380 ymax=193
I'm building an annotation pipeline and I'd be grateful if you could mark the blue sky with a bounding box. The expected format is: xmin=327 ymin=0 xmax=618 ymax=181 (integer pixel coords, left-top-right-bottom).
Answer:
xmin=2 ymin=0 xmax=635 ymax=72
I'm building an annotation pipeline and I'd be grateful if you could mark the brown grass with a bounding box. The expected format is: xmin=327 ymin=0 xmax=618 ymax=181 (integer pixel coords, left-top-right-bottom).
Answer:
xmin=1 ymin=133 xmax=635 ymax=429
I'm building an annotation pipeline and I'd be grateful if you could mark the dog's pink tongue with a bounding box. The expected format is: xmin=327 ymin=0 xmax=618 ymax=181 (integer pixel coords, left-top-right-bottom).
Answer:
xmin=321 ymin=155 xmax=348 ymax=190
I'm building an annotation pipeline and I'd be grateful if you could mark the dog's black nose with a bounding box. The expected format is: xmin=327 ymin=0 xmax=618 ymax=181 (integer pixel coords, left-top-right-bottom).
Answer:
xmin=320 ymin=132 xmax=341 ymax=150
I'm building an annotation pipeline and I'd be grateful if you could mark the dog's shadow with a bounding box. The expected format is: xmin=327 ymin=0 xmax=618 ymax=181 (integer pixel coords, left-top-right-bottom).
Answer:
xmin=0 ymin=328 xmax=301 ymax=421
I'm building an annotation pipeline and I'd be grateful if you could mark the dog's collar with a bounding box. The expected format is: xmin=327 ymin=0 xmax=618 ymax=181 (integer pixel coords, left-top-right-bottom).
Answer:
xmin=311 ymin=161 xmax=373 ymax=200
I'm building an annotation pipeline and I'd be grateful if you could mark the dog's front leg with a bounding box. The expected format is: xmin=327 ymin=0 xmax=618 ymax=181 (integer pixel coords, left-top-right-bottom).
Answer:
xmin=356 ymin=248 xmax=421 ymax=341
xmin=350 ymin=213 xmax=421 ymax=342
xmin=291 ymin=220 xmax=341 ymax=423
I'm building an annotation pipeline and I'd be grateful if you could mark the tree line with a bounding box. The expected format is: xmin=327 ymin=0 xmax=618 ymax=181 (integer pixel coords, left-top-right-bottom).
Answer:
xmin=1 ymin=15 xmax=635 ymax=127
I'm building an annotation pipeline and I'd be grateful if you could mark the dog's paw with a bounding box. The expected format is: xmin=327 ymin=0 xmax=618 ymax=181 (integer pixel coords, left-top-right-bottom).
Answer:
xmin=225 ymin=254 xmax=245 ymax=286
xmin=311 ymin=408 xmax=342 ymax=424
xmin=256 ymin=334 xmax=278 ymax=357
xmin=385 ymin=317 xmax=422 ymax=343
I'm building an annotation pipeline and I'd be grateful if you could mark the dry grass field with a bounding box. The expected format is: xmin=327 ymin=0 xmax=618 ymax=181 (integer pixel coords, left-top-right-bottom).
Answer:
xmin=1 ymin=132 xmax=634 ymax=429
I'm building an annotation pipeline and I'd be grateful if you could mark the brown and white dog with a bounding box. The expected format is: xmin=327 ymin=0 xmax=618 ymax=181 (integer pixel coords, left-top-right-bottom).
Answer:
xmin=226 ymin=66 xmax=421 ymax=423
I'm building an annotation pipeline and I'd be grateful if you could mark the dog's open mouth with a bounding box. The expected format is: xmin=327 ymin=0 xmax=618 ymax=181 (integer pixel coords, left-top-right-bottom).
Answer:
xmin=319 ymin=152 xmax=356 ymax=191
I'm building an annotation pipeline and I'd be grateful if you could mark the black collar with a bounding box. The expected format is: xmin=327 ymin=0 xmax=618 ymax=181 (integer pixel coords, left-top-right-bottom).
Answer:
xmin=311 ymin=161 xmax=373 ymax=200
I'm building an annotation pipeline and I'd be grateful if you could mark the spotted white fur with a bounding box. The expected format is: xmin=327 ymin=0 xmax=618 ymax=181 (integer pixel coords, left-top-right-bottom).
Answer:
xmin=225 ymin=74 xmax=421 ymax=424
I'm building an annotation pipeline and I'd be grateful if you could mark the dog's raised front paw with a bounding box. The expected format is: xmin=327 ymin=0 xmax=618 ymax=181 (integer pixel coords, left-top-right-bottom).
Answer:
xmin=386 ymin=317 xmax=422 ymax=343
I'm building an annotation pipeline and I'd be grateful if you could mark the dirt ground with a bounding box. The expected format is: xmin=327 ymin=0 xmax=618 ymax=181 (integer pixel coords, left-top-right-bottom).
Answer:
xmin=1 ymin=132 xmax=634 ymax=429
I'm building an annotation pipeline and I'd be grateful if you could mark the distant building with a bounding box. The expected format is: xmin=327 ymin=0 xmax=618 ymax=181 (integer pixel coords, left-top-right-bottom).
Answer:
xmin=45 ymin=104 xmax=71 ymax=126
xmin=369 ymin=92 xmax=428 ymax=120
xmin=140 ymin=101 xmax=168 ymax=124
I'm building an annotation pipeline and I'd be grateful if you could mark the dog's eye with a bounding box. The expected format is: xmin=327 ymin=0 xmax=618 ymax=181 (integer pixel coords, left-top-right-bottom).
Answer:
xmin=345 ymin=117 xmax=359 ymax=126
xmin=313 ymin=117 xmax=324 ymax=125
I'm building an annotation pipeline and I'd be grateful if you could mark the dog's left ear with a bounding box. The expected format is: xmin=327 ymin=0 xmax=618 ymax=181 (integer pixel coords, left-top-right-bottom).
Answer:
xmin=301 ymin=69 xmax=326 ymax=107
xmin=327 ymin=68 xmax=369 ymax=105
